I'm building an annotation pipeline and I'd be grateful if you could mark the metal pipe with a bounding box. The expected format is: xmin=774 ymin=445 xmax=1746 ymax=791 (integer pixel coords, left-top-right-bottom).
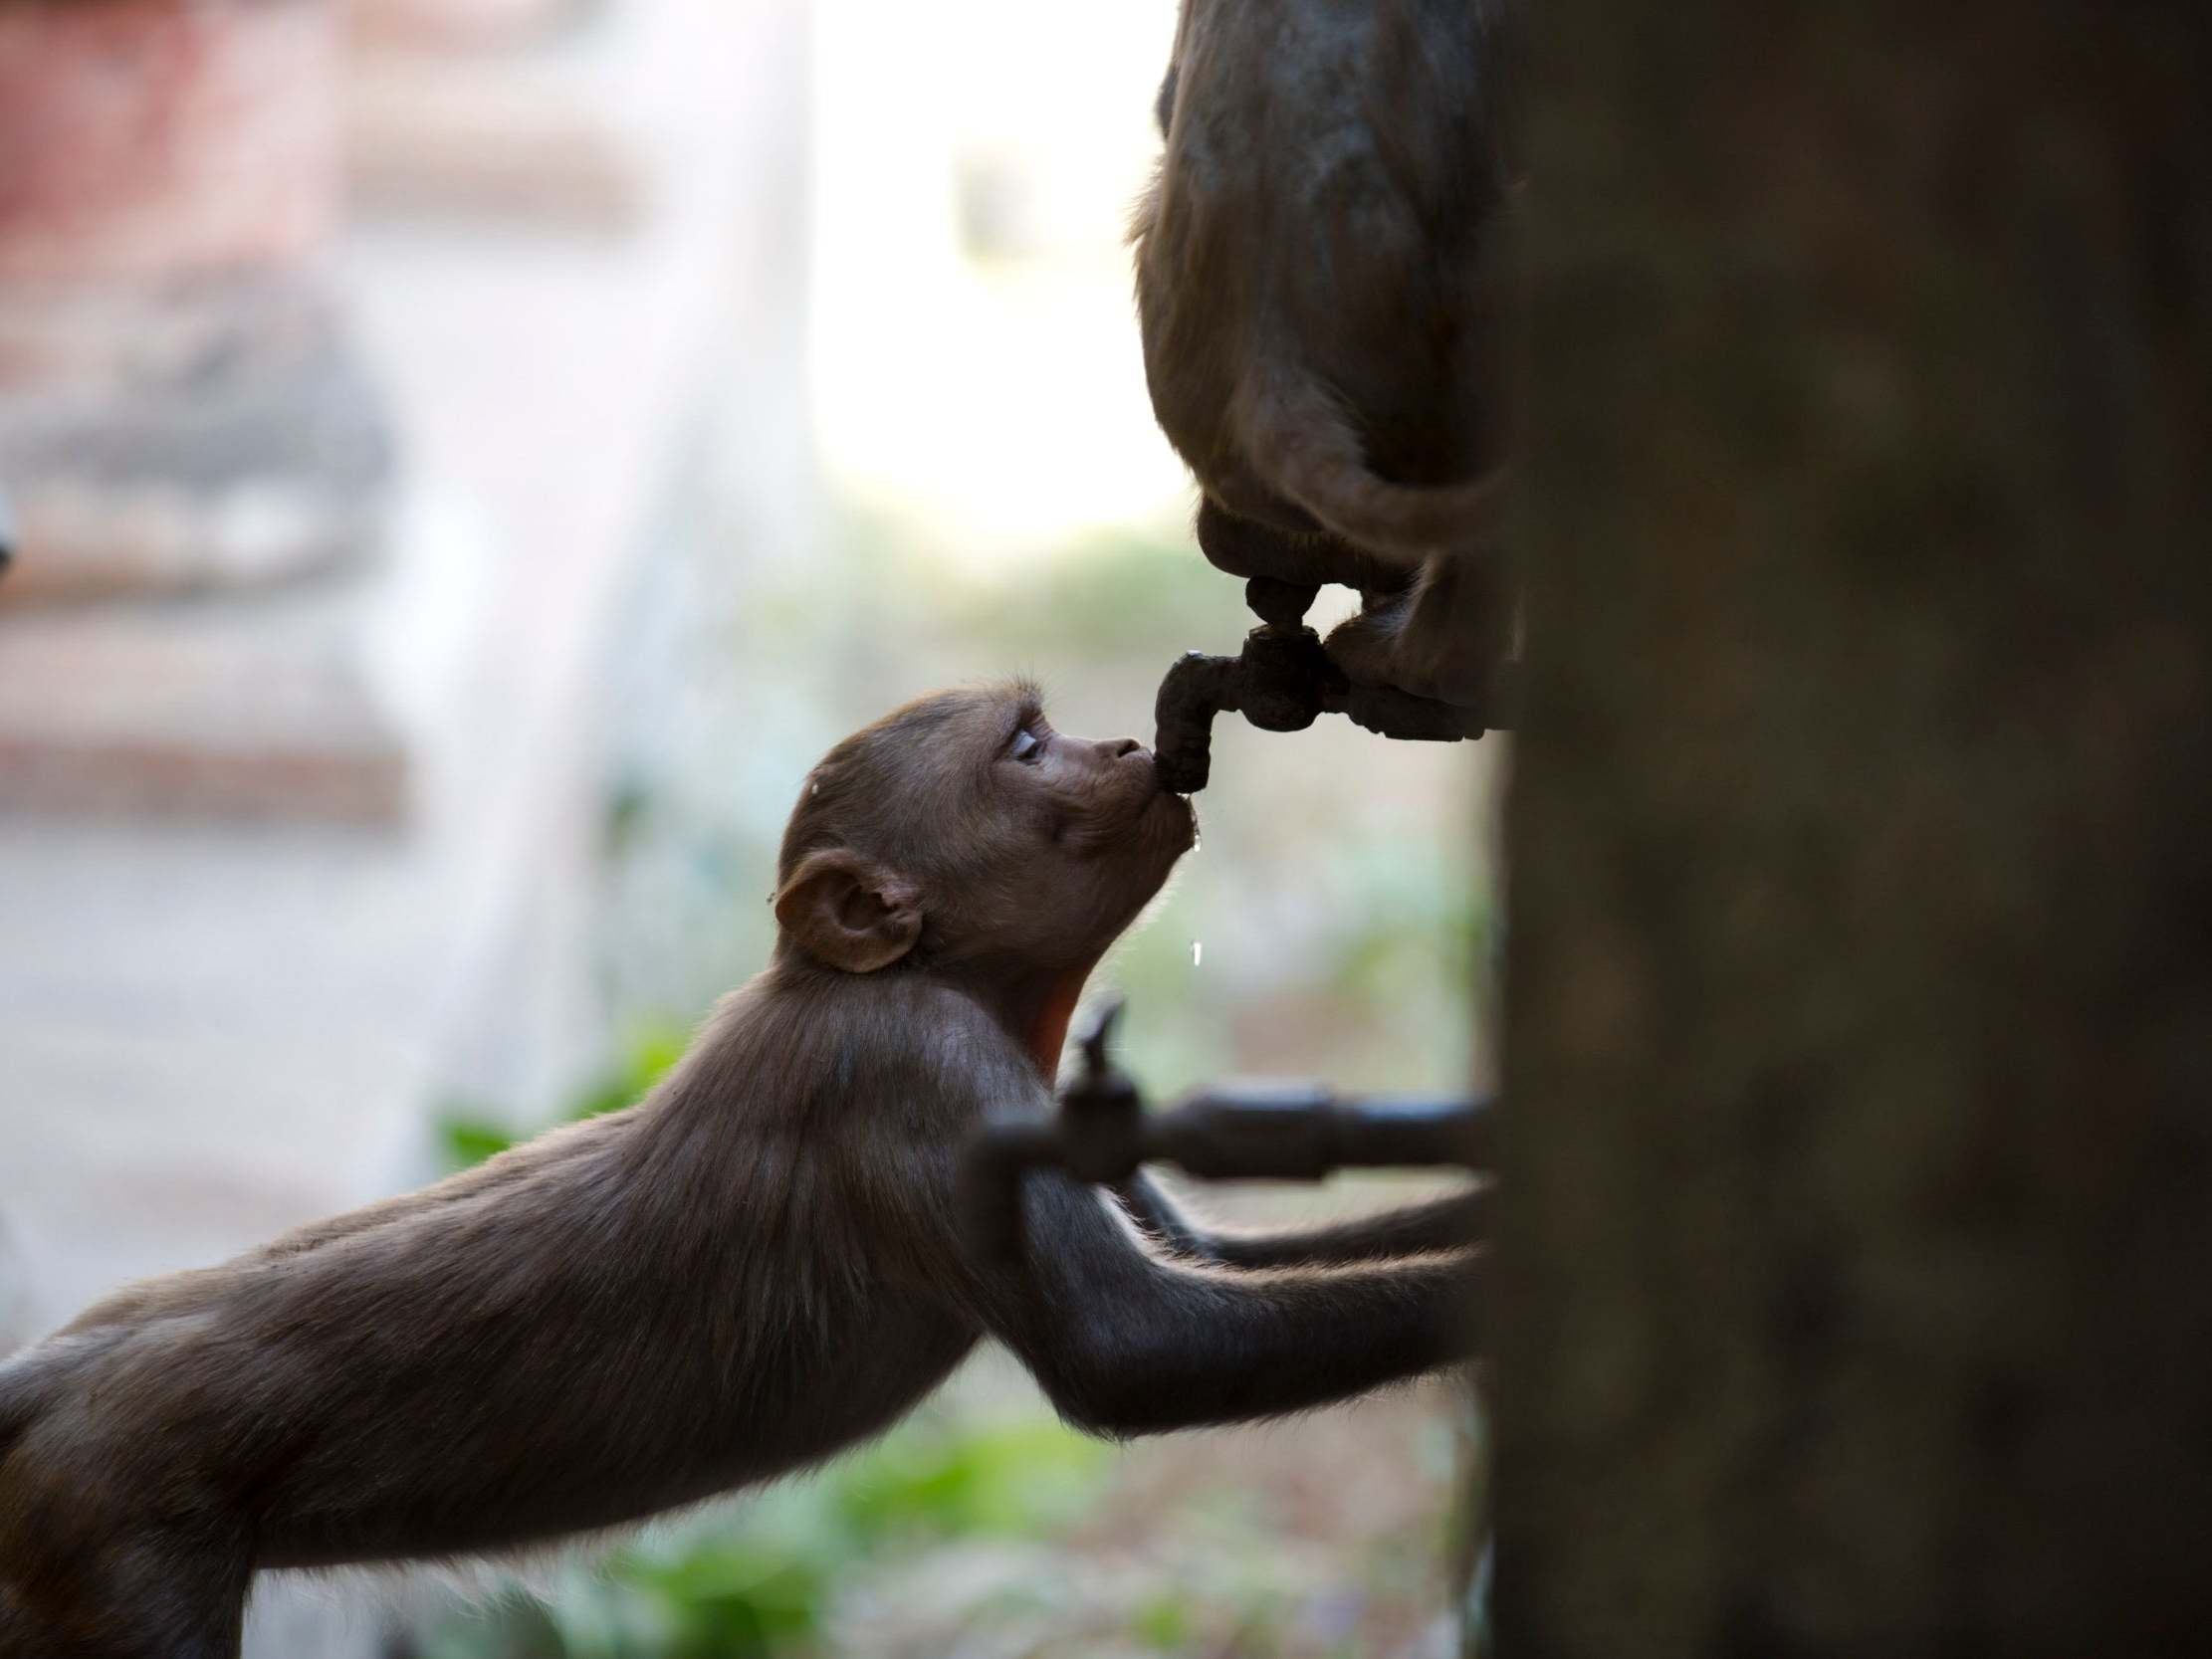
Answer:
xmin=960 ymin=996 xmax=1492 ymax=1259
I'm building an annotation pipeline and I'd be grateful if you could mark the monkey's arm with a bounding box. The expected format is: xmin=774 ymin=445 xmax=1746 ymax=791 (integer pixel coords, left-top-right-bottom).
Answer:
xmin=975 ymin=1171 xmax=1478 ymax=1437
xmin=1110 ymin=1172 xmax=1486 ymax=1268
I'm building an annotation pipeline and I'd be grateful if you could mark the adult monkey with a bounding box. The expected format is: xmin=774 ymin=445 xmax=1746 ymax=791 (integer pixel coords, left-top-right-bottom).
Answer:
xmin=0 ymin=685 xmax=1480 ymax=1658
xmin=1135 ymin=0 xmax=1520 ymax=707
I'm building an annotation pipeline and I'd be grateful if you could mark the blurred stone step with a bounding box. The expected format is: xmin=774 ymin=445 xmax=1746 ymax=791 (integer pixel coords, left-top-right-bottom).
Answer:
xmin=0 ymin=590 xmax=406 ymax=820
xmin=0 ymin=274 xmax=393 ymax=604
xmin=345 ymin=9 xmax=650 ymax=233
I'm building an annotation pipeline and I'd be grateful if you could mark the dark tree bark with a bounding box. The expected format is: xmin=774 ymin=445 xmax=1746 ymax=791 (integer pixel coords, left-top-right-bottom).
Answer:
xmin=1496 ymin=3 xmax=2212 ymax=1654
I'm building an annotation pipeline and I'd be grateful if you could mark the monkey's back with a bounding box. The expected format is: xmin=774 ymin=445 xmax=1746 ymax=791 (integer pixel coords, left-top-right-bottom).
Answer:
xmin=2 ymin=989 xmax=996 ymax=1571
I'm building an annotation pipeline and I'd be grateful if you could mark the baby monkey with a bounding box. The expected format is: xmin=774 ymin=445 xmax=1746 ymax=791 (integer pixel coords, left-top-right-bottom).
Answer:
xmin=0 ymin=684 xmax=1480 ymax=1658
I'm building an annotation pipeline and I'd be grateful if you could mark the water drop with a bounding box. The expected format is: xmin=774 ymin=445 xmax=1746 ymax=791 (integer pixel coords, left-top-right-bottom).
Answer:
xmin=1191 ymin=940 xmax=1204 ymax=967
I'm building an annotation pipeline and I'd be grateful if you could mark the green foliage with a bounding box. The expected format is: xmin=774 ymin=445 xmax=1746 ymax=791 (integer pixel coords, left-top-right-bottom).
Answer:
xmin=420 ymin=1413 xmax=1113 ymax=1659
xmin=1133 ymin=1592 xmax=1196 ymax=1651
xmin=832 ymin=1416 xmax=1109 ymax=1541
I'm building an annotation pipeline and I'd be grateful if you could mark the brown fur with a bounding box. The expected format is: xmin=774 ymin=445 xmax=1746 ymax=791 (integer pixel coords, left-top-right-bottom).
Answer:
xmin=1134 ymin=0 xmax=1519 ymax=700
xmin=0 ymin=684 xmax=1478 ymax=1657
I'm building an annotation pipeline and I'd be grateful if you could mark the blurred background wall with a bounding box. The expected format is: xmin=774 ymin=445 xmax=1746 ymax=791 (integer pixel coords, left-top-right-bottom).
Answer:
xmin=0 ymin=1 xmax=1491 ymax=1652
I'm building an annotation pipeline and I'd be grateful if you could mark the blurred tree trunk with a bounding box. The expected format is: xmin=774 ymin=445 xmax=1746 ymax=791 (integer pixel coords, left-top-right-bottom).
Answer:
xmin=1495 ymin=3 xmax=2212 ymax=1654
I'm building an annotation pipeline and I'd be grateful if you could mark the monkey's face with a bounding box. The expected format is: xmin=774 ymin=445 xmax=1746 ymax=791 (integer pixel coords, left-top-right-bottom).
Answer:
xmin=974 ymin=688 xmax=1196 ymax=960
xmin=773 ymin=685 xmax=1194 ymax=977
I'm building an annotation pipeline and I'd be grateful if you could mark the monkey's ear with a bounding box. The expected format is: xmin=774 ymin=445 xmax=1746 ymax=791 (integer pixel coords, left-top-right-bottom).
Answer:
xmin=774 ymin=852 xmax=923 ymax=973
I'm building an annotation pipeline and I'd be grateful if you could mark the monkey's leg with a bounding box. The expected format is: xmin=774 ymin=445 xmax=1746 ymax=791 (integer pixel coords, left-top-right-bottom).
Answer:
xmin=1324 ymin=544 xmax=1512 ymax=708
xmin=984 ymin=1173 xmax=1478 ymax=1437
xmin=1111 ymin=1172 xmax=1485 ymax=1268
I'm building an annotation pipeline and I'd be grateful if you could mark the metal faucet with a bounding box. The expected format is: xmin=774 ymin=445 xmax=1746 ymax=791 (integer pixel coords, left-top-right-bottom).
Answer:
xmin=1151 ymin=575 xmax=1517 ymax=794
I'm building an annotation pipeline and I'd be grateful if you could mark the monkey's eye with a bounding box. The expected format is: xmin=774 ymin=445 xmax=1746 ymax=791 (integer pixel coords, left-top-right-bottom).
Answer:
xmin=1008 ymin=727 xmax=1043 ymax=763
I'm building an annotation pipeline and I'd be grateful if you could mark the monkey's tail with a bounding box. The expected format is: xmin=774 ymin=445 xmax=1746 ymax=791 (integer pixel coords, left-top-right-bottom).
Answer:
xmin=1244 ymin=367 xmax=1500 ymax=562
